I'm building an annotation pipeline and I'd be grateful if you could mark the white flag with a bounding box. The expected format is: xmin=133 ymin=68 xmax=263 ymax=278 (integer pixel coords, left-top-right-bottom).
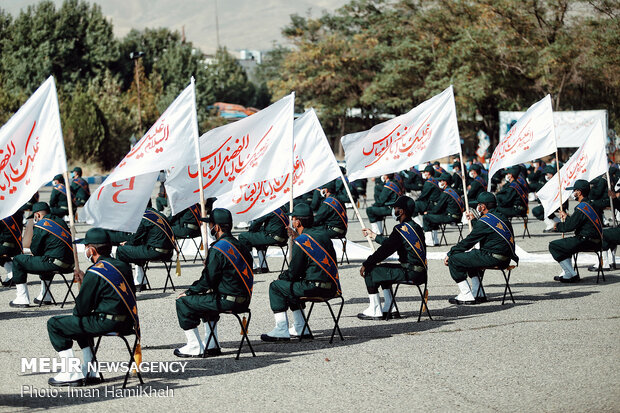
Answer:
xmin=165 ymin=93 xmax=294 ymax=215
xmin=537 ymin=120 xmax=607 ymax=217
xmin=0 ymin=76 xmax=66 ymax=219
xmin=214 ymin=109 xmax=341 ymax=223
xmin=341 ymin=86 xmax=461 ymax=181
xmin=83 ymin=80 xmax=199 ymax=231
xmin=488 ymin=95 xmax=556 ymax=189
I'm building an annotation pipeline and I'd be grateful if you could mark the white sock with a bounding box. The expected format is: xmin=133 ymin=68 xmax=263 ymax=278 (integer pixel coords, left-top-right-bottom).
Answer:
xmin=370 ymin=223 xmax=380 ymax=234
xmin=177 ymin=328 xmax=204 ymax=356
xmin=471 ymin=276 xmax=484 ymax=298
xmin=425 ymin=231 xmax=434 ymax=246
xmin=2 ymin=262 xmax=12 ymax=282
xmin=266 ymin=312 xmax=290 ymax=338
xmin=53 ymin=348 xmax=84 ymax=382
xmin=203 ymin=322 xmax=219 ymax=349
xmin=544 ymin=218 xmax=555 ymax=230
xmin=257 ymin=250 xmax=267 ymax=269
xmin=361 ymin=293 xmax=382 ymax=317
xmin=455 ymin=280 xmax=475 ymax=301
xmin=559 ymin=258 xmax=576 ymax=278
xmin=81 ymin=346 xmax=97 ymax=378
xmin=376 ymin=220 xmax=384 ymax=234
xmin=382 ymin=288 xmax=393 ymax=313
xmin=13 ymin=283 xmax=30 ymax=305
xmin=289 ymin=309 xmax=309 ymax=336
xmin=133 ymin=264 xmax=145 ymax=285
xmin=431 ymin=230 xmax=439 ymax=245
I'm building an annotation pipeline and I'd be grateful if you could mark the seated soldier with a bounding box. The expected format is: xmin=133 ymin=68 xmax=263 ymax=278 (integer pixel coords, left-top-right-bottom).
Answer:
xmin=46 ymin=228 xmax=136 ymax=387
xmin=116 ymin=205 xmax=175 ymax=288
xmin=69 ymin=167 xmax=90 ymax=207
xmin=550 ymin=180 xmax=602 ymax=283
xmin=433 ymin=161 xmax=446 ymax=175
xmin=314 ymin=181 xmax=348 ymax=239
xmin=423 ymin=173 xmax=465 ymax=246
xmin=444 ymin=192 xmax=518 ymax=304
xmin=527 ymin=160 xmax=546 ymax=193
xmin=403 ymin=167 xmax=424 ymax=192
xmin=261 ymin=203 xmax=341 ymax=342
xmin=10 ymin=202 xmax=74 ymax=308
xmin=358 ymin=196 xmax=427 ymax=320
xmin=496 ymin=166 xmax=528 ymax=218
xmin=155 ymin=183 xmax=170 ymax=216
xmin=352 ymin=178 xmax=368 ymax=201
xmin=175 ymin=208 xmax=252 ymax=357
xmin=451 ymin=161 xmax=464 ymax=196
xmin=238 ymin=206 xmax=288 ymax=274
xmin=49 ymin=174 xmax=74 ymax=218
xmin=413 ymin=165 xmax=443 ymax=225
xmin=1 ymin=209 xmax=24 ymax=287
xmin=467 ymin=164 xmax=486 ymax=208
xmin=367 ymin=174 xmax=401 ymax=235
xmin=591 ymin=187 xmax=620 ymax=271
xmin=335 ymin=168 xmax=358 ymax=206
xmin=171 ymin=203 xmax=202 ymax=239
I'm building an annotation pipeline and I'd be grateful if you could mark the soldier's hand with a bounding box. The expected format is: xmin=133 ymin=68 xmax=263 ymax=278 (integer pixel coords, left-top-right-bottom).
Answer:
xmin=559 ymin=210 xmax=568 ymax=220
xmin=73 ymin=269 xmax=84 ymax=283
xmin=443 ymin=256 xmax=449 ymax=266
xmin=177 ymin=292 xmax=186 ymax=299
xmin=286 ymin=226 xmax=298 ymax=239
xmin=359 ymin=265 xmax=366 ymax=277
xmin=362 ymin=228 xmax=376 ymax=240
xmin=119 ymin=241 xmax=127 ymax=246
xmin=465 ymin=211 xmax=475 ymax=221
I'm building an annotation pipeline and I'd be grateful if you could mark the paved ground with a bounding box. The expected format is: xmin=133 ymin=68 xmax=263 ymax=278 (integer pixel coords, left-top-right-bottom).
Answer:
xmin=0 ymin=186 xmax=618 ymax=412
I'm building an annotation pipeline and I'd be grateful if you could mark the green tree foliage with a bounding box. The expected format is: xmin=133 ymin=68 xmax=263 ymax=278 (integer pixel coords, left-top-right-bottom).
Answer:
xmin=62 ymin=86 xmax=107 ymax=164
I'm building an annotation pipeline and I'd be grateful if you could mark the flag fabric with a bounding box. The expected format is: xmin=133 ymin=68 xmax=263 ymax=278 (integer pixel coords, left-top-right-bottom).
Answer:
xmin=165 ymin=93 xmax=294 ymax=215
xmin=537 ymin=120 xmax=607 ymax=217
xmin=341 ymin=86 xmax=461 ymax=182
xmin=214 ymin=109 xmax=341 ymax=223
xmin=476 ymin=129 xmax=490 ymax=162
xmin=83 ymin=81 xmax=198 ymax=232
xmin=0 ymin=76 xmax=66 ymax=220
xmin=488 ymin=95 xmax=556 ymax=190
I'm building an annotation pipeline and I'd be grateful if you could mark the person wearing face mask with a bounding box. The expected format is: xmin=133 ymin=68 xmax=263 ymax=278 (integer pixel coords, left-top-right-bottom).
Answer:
xmin=451 ymin=161 xmax=464 ymax=196
xmin=46 ymin=228 xmax=135 ymax=387
xmin=527 ymin=160 xmax=546 ymax=192
xmin=532 ymin=165 xmax=566 ymax=231
xmin=495 ymin=166 xmax=528 ymax=218
xmin=116 ymin=202 xmax=175 ymax=290
xmin=422 ymin=173 xmax=465 ymax=246
xmin=358 ymin=196 xmax=427 ymax=320
xmin=313 ymin=181 xmax=348 ymax=239
xmin=590 ymin=186 xmax=620 ymax=271
xmin=412 ymin=165 xmax=443 ymax=225
xmin=49 ymin=174 xmax=74 ymax=218
xmin=175 ymin=208 xmax=253 ymax=356
xmin=403 ymin=166 xmax=424 ymax=192
xmin=549 ymin=180 xmax=602 ymax=283
xmin=238 ymin=204 xmax=288 ymax=274
xmin=69 ymin=167 xmax=90 ymax=207
xmin=444 ymin=192 xmax=518 ymax=304
xmin=261 ymin=203 xmax=340 ymax=342
xmin=467 ymin=164 xmax=486 ymax=208
xmin=9 ymin=202 xmax=74 ymax=308
xmin=367 ymin=174 xmax=402 ymax=235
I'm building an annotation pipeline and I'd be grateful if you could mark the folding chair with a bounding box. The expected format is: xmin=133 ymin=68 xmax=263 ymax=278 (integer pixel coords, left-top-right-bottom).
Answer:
xmin=438 ymin=221 xmax=464 ymax=246
xmin=141 ymin=259 xmax=175 ymax=293
xmin=203 ymin=309 xmax=256 ymax=360
xmin=176 ymin=236 xmax=204 ymax=263
xmin=40 ymin=269 xmax=77 ymax=308
xmin=573 ymin=249 xmax=605 ymax=283
xmin=386 ymin=280 xmax=432 ymax=322
xmin=336 ymin=237 xmax=349 ymax=265
xmin=380 ymin=217 xmax=388 ymax=236
xmin=91 ymin=332 xmax=144 ymax=389
xmin=509 ymin=215 xmax=531 ymax=239
xmin=477 ymin=264 xmax=517 ymax=304
xmin=277 ymin=243 xmax=290 ymax=272
xmin=295 ymin=294 xmax=345 ymax=344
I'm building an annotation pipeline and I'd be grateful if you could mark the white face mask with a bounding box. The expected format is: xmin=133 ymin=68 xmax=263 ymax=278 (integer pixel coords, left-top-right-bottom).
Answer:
xmin=572 ymin=192 xmax=579 ymax=201
xmin=423 ymin=173 xmax=430 ymax=180
xmin=84 ymin=247 xmax=94 ymax=264
xmin=392 ymin=209 xmax=401 ymax=221
xmin=439 ymin=181 xmax=447 ymax=189
xmin=468 ymin=171 xmax=475 ymax=179
xmin=505 ymin=175 xmax=512 ymax=183
xmin=320 ymin=189 xmax=328 ymax=198
xmin=381 ymin=176 xmax=388 ymax=183
xmin=545 ymin=175 xmax=551 ymax=181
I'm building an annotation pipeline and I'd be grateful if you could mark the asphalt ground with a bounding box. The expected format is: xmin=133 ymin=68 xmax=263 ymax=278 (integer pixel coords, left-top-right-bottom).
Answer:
xmin=0 ymin=185 xmax=618 ymax=412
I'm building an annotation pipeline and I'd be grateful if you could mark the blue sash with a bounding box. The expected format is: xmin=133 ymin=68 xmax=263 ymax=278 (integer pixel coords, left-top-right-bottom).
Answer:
xmin=272 ymin=207 xmax=289 ymax=228
xmin=479 ymin=213 xmax=515 ymax=257
xmin=434 ymin=166 xmax=446 ymax=174
xmin=294 ymin=233 xmax=341 ymax=294
xmin=474 ymin=176 xmax=487 ymax=187
xmin=410 ymin=167 xmax=421 ymax=177
xmin=211 ymin=239 xmax=253 ymax=296
xmin=54 ymin=183 xmax=76 ymax=204
xmin=444 ymin=188 xmax=465 ymax=213
xmin=34 ymin=218 xmax=73 ymax=251
xmin=188 ymin=204 xmax=202 ymax=226
xmin=323 ymin=196 xmax=348 ymax=228
xmin=88 ymin=260 xmax=140 ymax=338
xmin=72 ymin=177 xmax=90 ymax=196
xmin=393 ymin=174 xmax=404 ymax=191
xmin=509 ymin=182 xmax=529 ymax=207
xmin=384 ymin=181 xmax=402 ymax=196
xmin=143 ymin=209 xmax=175 ymax=245
xmin=1 ymin=216 xmax=23 ymax=252
xmin=575 ymin=202 xmax=603 ymax=240
xmin=516 ymin=175 xmax=528 ymax=191
xmin=427 ymin=177 xmax=441 ymax=190
xmin=395 ymin=222 xmax=427 ymax=269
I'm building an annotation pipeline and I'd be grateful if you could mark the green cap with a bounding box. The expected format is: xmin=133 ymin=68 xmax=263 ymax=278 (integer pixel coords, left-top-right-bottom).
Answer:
xmin=506 ymin=166 xmax=520 ymax=177
xmin=452 ymin=161 xmax=461 ymax=169
xmin=200 ymin=208 xmax=232 ymax=225
xmin=74 ymin=228 xmax=110 ymax=245
xmin=544 ymin=165 xmax=556 ymax=175
xmin=469 ymin=164 xmax=481 ymax=173
xmin=477 ymin=191 xmax=496 ymax=205
xmin=53 ymin=174 xmax=64 ymax=183
xmin=566 ymin=179 xmax=590 ymax=192
xmin=288 ymin=203 xmax=313 ymax=218
xmin=392 ymin=196 xmax=415 ymax=215
xmin=71 ymin=167 xmax=82 ymax=174
xmin=323 ymin=181 xmax=336 ymax=193
xmin=27 ymin=202 xmax=50 ymax=219
xmin=438 ymin=172 xmax=452 ymax=183
xmin=423 ymin=165 xmax=435 ymax=174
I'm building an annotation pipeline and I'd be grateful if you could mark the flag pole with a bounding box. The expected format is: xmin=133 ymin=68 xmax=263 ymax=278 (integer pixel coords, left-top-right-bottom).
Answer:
xmin=553 ymin=132 xmax=566 ymax=239
xmin=288 ymin=124 xmax=294 ymax=262
xmin=458 ymin=151 xmax=473 ymax=232
xmin=63 ymin=170 xmax=81 ymax=285
xmin=338 ymin=171 xmax=375 ymax=251
xmin=189 ymin=77 xmax=208 ymax=254
xmin=605 ymin=168 xmax=617 ymax=228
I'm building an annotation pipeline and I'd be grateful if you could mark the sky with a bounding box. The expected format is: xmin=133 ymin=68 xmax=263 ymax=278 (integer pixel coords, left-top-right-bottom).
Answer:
xmin=1 ymin=0 xmax=350 ymax=53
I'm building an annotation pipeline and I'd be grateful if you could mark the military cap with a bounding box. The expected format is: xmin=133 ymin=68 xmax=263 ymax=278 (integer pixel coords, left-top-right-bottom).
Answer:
xmin=391 ymin=196 xmax=415 ymax=215
xmin=566 ymin=179 xmax=590 ymax=192
xmin=200 ymin=208 xmax=232 ymax=225
xmin=71 ymin=167 xmax=82 ymax=174
xmin=288 ymin=203 xmax=313 ymax=218
xmin=505 ymin=166 xmax=520 ymax=177
xmin=469 ymin=164 xmax=481 ymax=173
xmin=74 ymin=228 xmax=110 ymax=245
xmin=477 ymin=191 xmax=496 ymax=205
xmin=423 ymin=165 xmax=435 ymax=174
xmin=452 ymin=161 xmax=461 ymax=169
xmin=27 ymin=202 xmax=50 ymax=219
xmin=53 ymin=174 xmax=64 ymax=184
xmin=438 ymin=172 xmax=452 ymax=183
xmin=323 ymin=181 xmax=336 ymax=193
xmin=544 ymin=165 xmax=556 ymax=175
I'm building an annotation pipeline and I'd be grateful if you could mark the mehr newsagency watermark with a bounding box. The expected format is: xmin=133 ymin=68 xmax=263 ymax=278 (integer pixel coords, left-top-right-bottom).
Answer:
xmin=21 ymin=384 xmax=173 ymax=399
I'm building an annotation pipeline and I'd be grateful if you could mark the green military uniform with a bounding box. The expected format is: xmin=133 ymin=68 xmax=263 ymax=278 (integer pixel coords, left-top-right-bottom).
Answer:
xmin=467 ymin=165 xmax=486 ymax=207
xmin=102 ymin=230 xmax=132 ymax=246
xmin=69 ymin=167 xmax=90 ymax=207
xmin=116 ymin=208 xmax=174 ymax=266
xmin=335 ymin=174 xmax=357 ymax=205
xmin=451 ymin=162 xmax=464 ymax=196
xmin=313 ymin=181 xmax=347 ymax=239
xmin=171 ymin=204 xmax=202 ymax=239
xmin=12 ymin=206 xmax=74 ymax=286
xmin=352 ymin=178 xmax=368 ymax=197
xmin=403 ymin=168 xmax=424 ymax=192
xmin=414 ymin=166 xmax=443 ymax=215
xmin=423 ymin=174 xmax=463 ymax=231
xmin=176 ymin=233 xmax=251 ymax=329
xmin=589 ymin=175 xmax=611 ymax=213
xmin=367 ymin=178 xmax=400 ymax=223
xmin=238 ymin=209 xmax=288 ymax=263
xmin=495 ymin=167 xmax=527 ymax=218
xmin=0 ymin=210 xmax=24 ymax=263
xmin=549 ymin=200 xmax=601 ymax=262
xmin=532 ymin=166 xmax=563 ymax=221
xmin=49 ymin=175 xmax=71 ymax=218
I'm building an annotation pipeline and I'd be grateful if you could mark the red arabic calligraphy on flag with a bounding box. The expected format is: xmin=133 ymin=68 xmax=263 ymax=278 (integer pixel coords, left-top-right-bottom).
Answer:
xmin=0 ymin=76 xmax=67 ymax=220
xmin=341 ymin=86 xmax=461 ymax=182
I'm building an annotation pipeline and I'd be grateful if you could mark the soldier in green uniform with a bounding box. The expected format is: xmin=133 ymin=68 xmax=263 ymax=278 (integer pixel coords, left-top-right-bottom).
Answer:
xmin=412 ymin=165 xmax=443 ymax=226
xmin=69 ymin=167 xmax=90 ymax=207
xmin=49 ymin=174 xmax=72 ymax=218
xmin=550 ymin=180 xmax=602 ymax=283
xmin=467 ymin=164 xmax=486 ymax=208
xmin=422 ymin=173 xmax=464 ymax=246
xmin=451 ymin=161 xmax=464 ymax=196
xmin=46 ymin=228 xmax=135 ymax=387
xmin=175 ymin=208 xmax=252 ymax=357
xmin=238 ymin=206 xmax=288 ymax=273
xmin=495 ymin=166 xmax=528 ymax=218
xmin=116 ymin=207 xmax=175 ymax=288
xmin=367 ymin=174 xmax=401 ymax=235
xmin=170 ymin=203 xmax=202 ymax=239
xmin=357 ymin=196 xmax=427 ymax=320
xmin=444 ymin=192 xmax=518 ymax=304
xmin=261 ymin=203 xmax=340 ymax=342
xmin=10 ymin=202 xmax=74 ymax=308
xmin=313 ymin=181 xmax=348 ymax=239
xmin=589 ymin=187 xmax=620 ymax=271
xmin=155 ymin=183 xmax=170 ymax=216
xmin=403 ymin=167 xmax=424 ymax=192
xmin=1 ymin=209 xmax=24 ymax=287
